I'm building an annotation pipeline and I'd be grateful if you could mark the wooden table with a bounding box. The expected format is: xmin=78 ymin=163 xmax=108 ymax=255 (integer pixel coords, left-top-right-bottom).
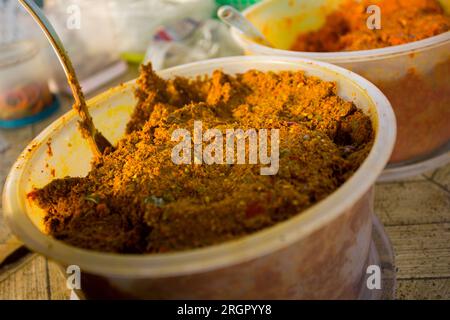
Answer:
xmin=0 ymin=71 xmax=449 ymax=300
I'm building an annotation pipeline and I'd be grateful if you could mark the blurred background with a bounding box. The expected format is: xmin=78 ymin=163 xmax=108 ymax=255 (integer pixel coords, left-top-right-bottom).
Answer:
xmin=0 ymin=0 xmax=258 ymax=131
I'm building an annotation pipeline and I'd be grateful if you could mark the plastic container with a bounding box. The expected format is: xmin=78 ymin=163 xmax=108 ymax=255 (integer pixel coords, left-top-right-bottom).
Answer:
xmin=44 ymin=0 xmax=128 ymax=94
xmin=231 ymin=0 xmax=450 ymax=181
xmin=0 ymin=41 xmax=58 ymax=128
xmin=3 ymin=56 xmax=396 ymax=299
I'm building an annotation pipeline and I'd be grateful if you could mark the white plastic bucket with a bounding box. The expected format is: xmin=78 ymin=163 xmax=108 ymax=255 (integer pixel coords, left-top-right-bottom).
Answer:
xmin=231 ymin=0 xmax=450 ymax=180
xmin=3 ymin=56 xmax=396 ymax=299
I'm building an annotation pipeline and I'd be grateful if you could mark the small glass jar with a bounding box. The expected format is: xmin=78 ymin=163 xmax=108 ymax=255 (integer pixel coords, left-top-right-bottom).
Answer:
xmin=0 ymin=40 xmax=58 ymax=128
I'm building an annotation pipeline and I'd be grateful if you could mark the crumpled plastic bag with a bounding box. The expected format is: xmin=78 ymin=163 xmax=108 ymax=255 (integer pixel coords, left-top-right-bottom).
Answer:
xmin=144 ymin=18 xmax=243 ymax=70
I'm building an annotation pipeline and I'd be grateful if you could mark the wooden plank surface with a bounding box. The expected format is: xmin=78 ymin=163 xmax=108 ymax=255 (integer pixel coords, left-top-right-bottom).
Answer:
xmin=0 ymin=254 xmax=50 ymax=300
xmin=375 ymin=181 xmax=450 ymax=226
xmin=396 ymin=278 xmax=450 ymax=300
xmin=387 ymin=223 xmax=450 ymax=279
xmin=0 ymin=69 xmax=449 ymax=300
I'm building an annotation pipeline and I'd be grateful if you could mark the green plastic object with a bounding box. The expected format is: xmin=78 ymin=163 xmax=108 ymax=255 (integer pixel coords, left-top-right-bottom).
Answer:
xmin=215 ymin=0 xmax=260 ymax=11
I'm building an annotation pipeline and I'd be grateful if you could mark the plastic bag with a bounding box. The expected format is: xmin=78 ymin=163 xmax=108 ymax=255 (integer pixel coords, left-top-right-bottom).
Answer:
xmin=144 ymin=18 xmax=243 ymax=70
xmin=108 ymin=0 xmax=216 ymax=59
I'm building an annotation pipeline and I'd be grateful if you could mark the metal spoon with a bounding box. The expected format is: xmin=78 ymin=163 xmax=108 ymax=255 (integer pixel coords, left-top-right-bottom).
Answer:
xmin=217 ymin=5 xmax=273 ymax=47
xmin=18 ymin=0 xmax=113 ymax=157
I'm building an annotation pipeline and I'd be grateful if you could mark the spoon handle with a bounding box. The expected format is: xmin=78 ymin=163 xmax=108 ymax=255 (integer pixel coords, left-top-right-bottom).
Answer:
xmin=18 ymin=0 xmax=112 ymax=157
xmin=218 ymin=5 xmax=272 ymax=47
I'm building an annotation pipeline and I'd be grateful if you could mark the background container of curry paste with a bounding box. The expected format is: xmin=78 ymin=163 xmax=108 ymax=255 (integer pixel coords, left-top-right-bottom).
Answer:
xmin=3 ymin=57 xmax=396 ymax=299
xmin=231 ymin=0 xmax=450 ymax=181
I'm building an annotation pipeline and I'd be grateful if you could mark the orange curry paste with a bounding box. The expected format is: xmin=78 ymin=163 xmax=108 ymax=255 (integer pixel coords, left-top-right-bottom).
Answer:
xmin=29 ymin=64 xmax=374 ymax=253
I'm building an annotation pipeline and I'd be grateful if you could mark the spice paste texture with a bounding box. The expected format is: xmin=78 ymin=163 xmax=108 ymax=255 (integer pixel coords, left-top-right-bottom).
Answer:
xmin=29 ymin=64 xmax=374 ymax=253
xmin=291 ymin=0 xmax=450 ymax=52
